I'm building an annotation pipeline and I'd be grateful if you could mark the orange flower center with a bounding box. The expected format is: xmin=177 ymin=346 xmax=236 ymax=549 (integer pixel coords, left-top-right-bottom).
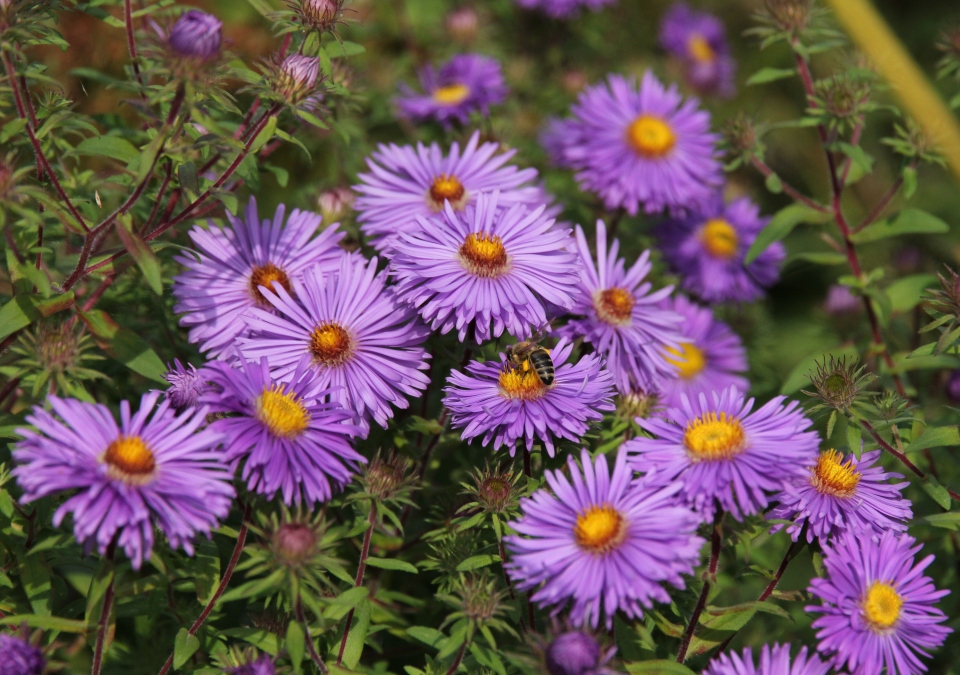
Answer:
xmin=432 ymin=83 xmax=470 ymax=105
xmin=249 ymin=262 xmax=293 ymax=305
xmin=256 ymin=384 xmax=311 ymax=438
xmin=459 ymin=232 xmax=509 ymax=278
xmin=498 ymin=364 xmax=547 ymax=401
xmin=810 ymin=449 xmax=861 ymax=498
xmin=574 ymin=504 xmax=627 ymax=553
xmin=102 ymin=435 xmax=157 ymax=485
xmin=862 ymin=581 xmax=903 ymax=632
xmin=627 ymin=115 xmax=676 ymax=158
xmin=594 ymin=287 xmax=635 ymax=325
xmin=665 ymin=343 xmax=707 ymax=380
xmin=688 ymin=34 xmax=715 ymax=63
xmin=427 ymin=174 xmax=469 ymax=211
xmin=683 ymin=412 xmax=746 ymax=461
xmin=309 ymin=322 xmax=353 ymax=367
xmin=700 ymin=219 xmax=739 ymax=259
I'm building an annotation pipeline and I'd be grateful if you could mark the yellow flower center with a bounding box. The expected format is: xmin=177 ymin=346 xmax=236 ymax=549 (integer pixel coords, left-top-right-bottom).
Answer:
xmin=688 ymin=34 xmax=715 ymax=63
xmin=433 ymin=83 xmax=470 ymax=105
xmin=256 ymin=384 xmax=311 ymax=438
xmin=249 ymin=262 xmax=293 ymax=306
xmin=665 ymin=343 xmax=707 ymax=380
xmin=574 ymin=504 xmax=627 ymax=553
xmin=498 ymin=364 xmax=547 ymax=401
xmin=102 ymin=435 xmax=157 ymax=485
xmin=309 ymin=321 xmax=353 ymax=367
xmin=627 ymin=115 xmax=676 ymax=158
xmin=810 ymin=449 xmax=861 ymax=498
xmin=700 ymin=219 xmax=739 ymax=259
xmin=594 ymin=287 xmax=635 ymax=325
xmin=862 ymin=581 xmax=903 ymax=632
xmin=428 ymin=173 xmax=469 ymax=211
xmin=459 ymin=232 xmax=509 ymax=278
xmin=683 ymin=412 xmax=746 ymax=461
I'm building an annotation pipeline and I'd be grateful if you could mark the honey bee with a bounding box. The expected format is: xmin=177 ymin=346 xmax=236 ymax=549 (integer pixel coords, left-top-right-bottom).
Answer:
xmin=505 ymin=333 xmax=555 ymax=387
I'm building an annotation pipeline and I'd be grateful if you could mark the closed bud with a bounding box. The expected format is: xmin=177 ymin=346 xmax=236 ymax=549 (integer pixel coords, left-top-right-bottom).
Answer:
xmin=362 ymin=451 xmax=414 ymax=501
xmin=463 ymin=463 xmax=520 ymax=514
xmin=446 ymin=7 xmax=478 ymax=43
xmin=272 ymin=522 xmax=318 ymax=566
xmin=545 ymin=632 xmax=604 ymax=675
xmin=723 ymin=111 xmax=761 ymax=159
xmin=803 ymin=355 xmax=875 ymax=414
xmin=760 ymin=0 xmax=813 ymax=36
xmin=168 ymin=10 xmax=223 ymax=61
xmin=276 ymin=55 xmax=321 ymax=103
xmin=317 ymin=186 xmax=355 ymax=224
xmin=296 ymin=0 xmax=345 ymax=34
xmin=947 ymin=371 xmax=960 ymax=403
xmin=616 ymin=389 xmax=662 ymax=421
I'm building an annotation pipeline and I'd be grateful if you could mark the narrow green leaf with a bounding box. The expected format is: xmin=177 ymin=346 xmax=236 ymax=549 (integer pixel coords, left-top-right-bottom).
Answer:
xmin=850 ymin=208 xmax=950 ymax=244
xmin=406 ymin=626 xmax=445 ymax=648
xmin=746 ymin=204 xmax=832 ymax=265
xmin=826 ymin=410 xmax=838 ymax=440
xmin=922 ymin=477 xmax=952 ymax=510
xmin=178 ymin=161 xmax=199 ymax=193
xmin=329 ymin=41 xmax=366 ymax=58
xmin=286 ymin=620 xmax=305 ymax=674
xmin=79 ymin=309 xmax=167 ymax=383
xmin=250 ymin=115 xmax=278 ymax=154
xmin=455 ymin=554 xmax=499 ymax=572
xmin=887 ymin=274 xmax=938 ymax=314
xmin=136 ymin=130 xmax=167 ymax=186
xmin=625 ymin=660 xmax=698 ymax=674
xmin=902 ymin=166 xmax=918 ymax=198
xmin=745 ymin=67 xmax=795 ymax=85
xmin=365 ymin=557 xmax=418 ymax=574
xmin=906 ymin=426 xmax=960 ymax=454
xmin=0 ymin=292 xmax=75 ymax=341
xmin=920 ymin=512 xmax=960 ymax=530
xmin=194 ymin=538 xmax=220 ymax=605
xmin=764 ymin=173 xmax=783 ymax=194
xmin=846 ymin=418 xmax=862 ymax=458
xmin=115 ymin=218 xmax=162 ymax=295
xmin=342 ymin=598 xmax=371 ymax=668
xmin=173 ymin=628 xmax=201 ymax=669
xmin=19 ymin=555 xmax=51 ymax=616
xmin=0 ymin=614 xmax=87 ymax=633
xmin=0 ymin=118 xmax=27 ymax=144
xmin=84 ymin=557 xmax=115 ymax=632
xmin=72 ymin=135 xmax=140 ymax=163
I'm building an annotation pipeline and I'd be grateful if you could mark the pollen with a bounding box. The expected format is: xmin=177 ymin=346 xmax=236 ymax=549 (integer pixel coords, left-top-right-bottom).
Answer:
xmin=432 ymin=83 xmax=471 ymax=106
xmin=862 ymin=581 xmax=903 ymax=632
xmin=627 ymin=115 xmax=676 ymax=158
xmin=810 ymin=449 xmax=861 ymax=498
xmin=687 ymin=34 xmax=715 ymax=63
xmin=249 ymin=262 xmax=293 ymax=305
xmin=256 ymin=384 xmax=311 ymax=438
xmin=103 ymin=435 xmax=157 ymax=485
xmin=309 ymin=321 xmax=353 ymax=367
xmin=459 ymin=232 xmax=509 ymax=278
xmin=700 ymin=218 xmax=739 ymax=259
xmin=427 ymin=173 xmax=469 ymax=211
xmin=665 ymin=343 xmax=707 ymax=380
xmin=594 ymin=287 xmax=635 ymax=325
xmin=683 ymin=412 xmax=746 ymax=461
xmin=498 ymin=364 xmax=547 ymax=401
xmin=574 ymin=504 xmax=628 ymax=553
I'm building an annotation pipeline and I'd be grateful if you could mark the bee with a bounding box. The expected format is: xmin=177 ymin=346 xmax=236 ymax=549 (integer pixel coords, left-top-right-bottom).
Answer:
xmin=505 ymin=334 xmax=555 ymax=387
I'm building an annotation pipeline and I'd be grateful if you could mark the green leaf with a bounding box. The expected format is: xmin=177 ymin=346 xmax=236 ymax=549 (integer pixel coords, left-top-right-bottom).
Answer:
xmin=178 ymin=161 xmax=199 ymax=193
xmin=328 ymin=41 xmax=366 ymax=58
xmin=887 ymin=274 xmax=938 ymax=314
xmin=902 ymin=166 xmax=918 ymax=198
xmin=286 ymin=620 xmax=305 ymax=674
xmin=745 ymin=67 xmax=795 ymax=85
xmin=907 ymin=426 xmax=960 ymax=454
xmin=115 ymin=217 xmax=162 ymax=295
xmin=323 ymin=587 xmax=369 ymax=620
xmin=84 ymin=557 xmax=114 ymax=632
xmin=850 ymin=208 xmax=950 ymax=244
xmin=250 ymin=115 xmax=278 ymax=154
xmin=79 ymin=309 xmax=167 ymax=383
xmin=0 ymin=292 xmax=75 ymax=341
xmin=19 ymin=555 xmax=51 ymax=616
xmin=786 ymin=251 xmax=847 ymax=266
xmin=746 ymin=204 xmax=832 ymax=265
xmin=342 ymin=598 xmax=371 ymax=668
xmin=826 ymin=410 xmax=838 ymax=440
xmin=0 ymin=118 xmax=27 ymax=144
xmin=194 ymin=538 xmax=220 ymax=605
xmin=846 ymin=418 xmax=862 ymax=458
xmin=625 ymin=660 xmax=698 ymax=674
xmin=173 ymin=628 xmax=201 ymax=669
xmin=920 ymin=512 xmax=960 ymax=530
xmin=136 ymin=130 xmax=168 ymax=186
xmin=922 ymin=476 xmax=952 ymax=510
xmin=72 ymin=135 xmax=140 ymax=163
xmin=365 ymin=557 xmax=418 ymax=574
xmin=455 ymin=554 xmax=499 ymax=572
xmin=406 ymin=626 xmax=445 ymax=648
xmin=0 ymin=614 xmax=87 ymax=633
xmin=764 ymin=173 xmax=783 ymax=194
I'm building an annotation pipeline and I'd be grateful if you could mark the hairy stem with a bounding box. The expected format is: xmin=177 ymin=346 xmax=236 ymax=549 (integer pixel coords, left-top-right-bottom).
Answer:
xmin=337 ymin=502 xmax=378 ymax=665
xmin=296 ymin=597 xmax=329 ymax=674
xmin=124 ymin=0 xmax=147 ymax=97
xmin=861 ymin=420 xmax=960 ymax=503
xmin=677 ymin=510 xmax=723 ymax=663
xmin=91 ymin=554 xmax=116 ymax=675
xmin=444 ymin=641 xmax=468 ymax=675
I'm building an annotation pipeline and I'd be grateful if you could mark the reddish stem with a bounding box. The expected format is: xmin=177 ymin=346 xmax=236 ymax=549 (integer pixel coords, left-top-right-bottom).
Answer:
xmin=861 ymin=420 xmax=960 ymax=503
xmin=444 ymin=641 xmax=468 ymax=675
xmin=124 ymin=0 xmax=148 ymax=97
xmin=677 ymin=511 xmax=723 ymax=663
xmin=748 ymin=156 xmax=829 ymax=213
xmin=337 ymin=503 xmax=378 ymax=665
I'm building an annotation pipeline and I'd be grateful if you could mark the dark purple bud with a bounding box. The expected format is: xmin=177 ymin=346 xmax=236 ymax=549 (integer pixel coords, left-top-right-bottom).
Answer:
xmin=546 ymin=632 xmax=601 ymax=675
xmin=0 ymin=634 xmax=45 ymax=675
xmin=273 ymin=522 xmax=318 ymax=566
xmin=226 ymin=654 xmax=275 ymax=675
xmin=947 ymin=371 xmax=960 ymax=403
xmin=163 ymin=359 xmax=210 ymax=413
xmin=168 ymin=10 xmax=223 ymax=61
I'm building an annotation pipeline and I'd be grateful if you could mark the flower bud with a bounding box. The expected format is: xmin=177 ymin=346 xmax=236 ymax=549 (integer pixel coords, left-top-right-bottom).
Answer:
xmin=168 ymin=10 xmax=223 ymax=61
xmin=363 ymin=451 xmax=414 ymax=501
xmin=276 ymin=55 xmax=320 ymax=103
xmin=823 ymin=285 xmax=860 ymax=316
xmin=446 ymin=7 xmax=478 ymax=43
xmin=803 ymin=355 xmax=875 ymax=414
xmin=616 ymin=389 xmax=662 ymax=421
xmin=163 ymin=359 xmax=210 ymax=414
xmin=272 ymin=522 xmax=318 ymax=566
xmin=297 ymin=0 xmax=344 ymax=34
xmin=760 ymin=0 xmax=813 ymax=35
xmin=317 ymin=186 xmax=355 ymax=224
xmin=545 ymin=632 xmax=602 ymax=675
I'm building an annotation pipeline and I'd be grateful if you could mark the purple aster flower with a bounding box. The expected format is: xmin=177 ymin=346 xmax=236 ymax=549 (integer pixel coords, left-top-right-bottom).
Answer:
xmin=768 ymin=449 xmax=911 ymax=544
xmin=824 ymin=284 xmax=861 ymax=315
xmin=660 ymin=3 xmax=735 ymax=98
xmin=656 ymin=193 xmax=784 ymax=304
xmin=239 ymin=254 xmax=431 ymax=429
xmin=657 ymin=295 xmax=749 ymax=408
xmin=540 ymin=117 xmax=581 ymax=169
xmin=12 ymin=392 xmax=234 ymax=569
xmin=506 ymin=449 xmax=703 ymax=628
xmin=202 ymin=355 xmax=364 ymax=505
xmin=168 ymin=10 xmax=222 ymax=61
xmin=391 ymin=191 xmax=580 ymax=342
xmin=226 ymin=654 xmax=275 ymax=675
xmin=807 ymin=530 xmax=952 ymax=675
xmin=558 ymin=220 xmax=684 ymax=393
xmin=556 ymin=72 xmax=722 ymax=216
xmin=172 ymin=197 xmax=345 ymax=359
xmin=443 ymin=338 xmax=615 ymax=456
xmin=354 ymin=131 xmax=544 ymax=251
xmin=625 ymin=386 xmax=820 ymax=521
xmin=704 ymin=643 xmax=829 ymax=675
xmin=396 ymin=54 xmax=507 ymax=127
xmin=0 ymin=633 xmax=45 ymax=675
xmin=545 ymin=632 xmax=616 ymax=675
xmin=162 ymin=359 xmax=211 ymax=413
xmin=515 ymin=0 xmax=616 ymax=20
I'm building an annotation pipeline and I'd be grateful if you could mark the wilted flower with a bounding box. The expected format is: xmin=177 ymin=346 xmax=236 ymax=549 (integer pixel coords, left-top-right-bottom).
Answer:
xmin=168 ymin=10 xmax=222 ymax=61
xmin=753 ymin=0 xmax=815 ymax=39
xmin=8 ymin=319 xmax=103 ymax=399
xmin=616 ymin=389 xmax=663 ymax=421
xmin=396 ymin=54 xmax=507 ymax=127
xmin=162 ymin=359 xmax=210 ymax=413
xmin=807 ymin=530 xmax=952 ymax=675
xmin=0 ymin=633 xmax=45 ymax=675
